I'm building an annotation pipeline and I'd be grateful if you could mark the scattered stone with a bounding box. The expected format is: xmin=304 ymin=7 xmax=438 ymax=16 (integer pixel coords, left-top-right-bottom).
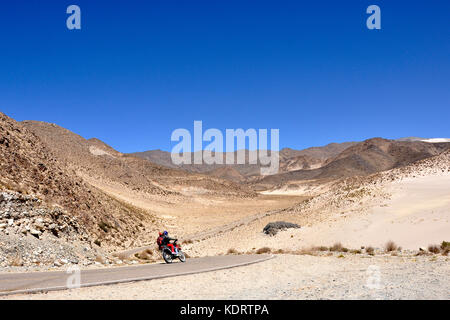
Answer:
xmin=29 ymin=228 xmax=41 ymax=238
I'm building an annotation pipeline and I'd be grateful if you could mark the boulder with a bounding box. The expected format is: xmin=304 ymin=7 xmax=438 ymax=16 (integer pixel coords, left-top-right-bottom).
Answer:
xmin=263 ymin=221 xmax=301 ymax=236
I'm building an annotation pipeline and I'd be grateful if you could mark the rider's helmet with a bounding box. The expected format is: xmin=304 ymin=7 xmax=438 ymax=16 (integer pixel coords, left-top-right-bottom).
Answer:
xmin=163 ymin=231 xmax=168 ymax=236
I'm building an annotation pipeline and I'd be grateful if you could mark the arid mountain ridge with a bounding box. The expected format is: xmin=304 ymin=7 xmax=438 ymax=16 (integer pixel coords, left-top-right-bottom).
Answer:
xmin=12 ymin=116 xmax=450 ymax=194
xmin=132 ymin=138 xmax=450 ymax=190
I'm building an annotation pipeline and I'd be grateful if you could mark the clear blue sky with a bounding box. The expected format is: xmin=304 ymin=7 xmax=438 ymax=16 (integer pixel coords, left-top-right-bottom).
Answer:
xmin=1 ymin=1 xmax=449 ymax=152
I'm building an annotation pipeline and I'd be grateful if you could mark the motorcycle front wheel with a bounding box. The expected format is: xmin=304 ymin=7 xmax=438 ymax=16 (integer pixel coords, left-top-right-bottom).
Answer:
xmin=162 ymin=250 xmax=173 ymax=264
xmin=178 ymin=251 xmax=186 ymax=263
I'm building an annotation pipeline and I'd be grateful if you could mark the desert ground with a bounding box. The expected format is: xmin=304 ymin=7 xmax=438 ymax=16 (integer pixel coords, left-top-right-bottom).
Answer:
xmin=4 ymin=253 xmax=449 ymax=300
xmin=1 ymin=113 xmax=449 ymax=299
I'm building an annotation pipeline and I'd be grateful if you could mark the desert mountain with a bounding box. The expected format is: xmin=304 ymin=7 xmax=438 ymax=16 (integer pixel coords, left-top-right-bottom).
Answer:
xmin=131 ymin=141 xmax=358 ymax=181
xmin=21 ymin=121 xmax=255 ymax=199
xmin=252 ymin=137 xmax=450 ymax=190
xmin=0 ymin=112 xmax=162 ymax=251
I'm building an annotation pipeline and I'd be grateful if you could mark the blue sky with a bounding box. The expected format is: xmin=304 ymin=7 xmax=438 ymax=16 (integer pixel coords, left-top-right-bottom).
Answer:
xmin=0 ymin=1 xmax=449 ymax=152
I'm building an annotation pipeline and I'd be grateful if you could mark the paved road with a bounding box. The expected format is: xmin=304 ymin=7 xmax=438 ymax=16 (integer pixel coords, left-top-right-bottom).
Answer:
xmin=0 ymin=254 xmax=273 ymax=296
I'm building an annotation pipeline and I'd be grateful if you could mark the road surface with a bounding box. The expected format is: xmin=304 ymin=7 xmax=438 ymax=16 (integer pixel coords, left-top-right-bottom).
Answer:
xmin=0 ymin=254 xmax=273 ymax=296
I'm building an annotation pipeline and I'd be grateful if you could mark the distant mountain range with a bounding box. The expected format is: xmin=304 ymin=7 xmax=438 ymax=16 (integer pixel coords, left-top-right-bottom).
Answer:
xmin=131 ymin=137 xmax=450 ymax=188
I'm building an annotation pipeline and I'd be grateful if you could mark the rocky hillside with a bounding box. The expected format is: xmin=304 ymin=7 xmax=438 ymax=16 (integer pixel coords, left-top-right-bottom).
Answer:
xmin=22 ymin=121 xmax=255 ymax=198
xmin=0 ymin=112 xmax=162 ymax=255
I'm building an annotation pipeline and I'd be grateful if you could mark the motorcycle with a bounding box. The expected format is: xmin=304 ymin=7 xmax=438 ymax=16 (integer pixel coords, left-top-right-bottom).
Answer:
xmin=161 ymin=239 xmax=186 ymax=264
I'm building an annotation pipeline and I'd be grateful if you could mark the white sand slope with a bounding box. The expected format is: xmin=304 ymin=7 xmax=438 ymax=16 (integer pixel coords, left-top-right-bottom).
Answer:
xmin=421 ymin=138 xmax=450 ymax=143
xmin=188 ymin=151 xmax=450 ymax=255
xmin=294 ymin=173 xmax=450 ymax=250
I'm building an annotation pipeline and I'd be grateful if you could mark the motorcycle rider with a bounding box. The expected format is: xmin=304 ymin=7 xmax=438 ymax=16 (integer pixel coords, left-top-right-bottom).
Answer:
xmin=159 ymin=231 xmax=178 ymax=253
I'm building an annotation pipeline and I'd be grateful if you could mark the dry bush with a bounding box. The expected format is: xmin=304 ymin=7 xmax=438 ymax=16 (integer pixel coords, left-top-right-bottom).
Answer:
xmin=329 ymin=242 xmax=343 ymax=252
xmin=135 ymin=248 xmax=154 ymax=260
xmin=314 ymin=246 xmax=329 ymax=252
xmin=442 ymin=248 xmax=449 ymax=256
xmin=428 ymin=244 xmax=441 ymax=254
xmin=95 ymin=255 xmax=106 ymax=264
xmin=256 ymin=247 xmax=271 ymax=254
xmin=227 ymin=248 xmax=238 ymax=255
xmin=337 ymin=254 xmax=345 ymax=258
xmin=441 ymin=241 xmax=450 ymax=250
xmin=385 ymin=241 xmax=397 ymax=252
xmin=115 ymin=252 xmax=130 ymax=260
xmin=350 ymin=249 xmax=362 ymax=254
xmin=365 ymin=246 xmax=375 ymax=255
xmin=274 ymin=249 xmax=285 ymax=254
xmin=9 ymin=255 xmax=23 ymax=267
xmin=183 ymin=239 xmax=193 ymax=244
xmin=291 ymin=248 xmax=317 ymax=256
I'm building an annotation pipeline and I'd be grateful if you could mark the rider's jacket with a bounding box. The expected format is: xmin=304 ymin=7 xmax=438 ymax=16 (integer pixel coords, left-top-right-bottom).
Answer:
xmin=161 ymin=235 xmax=175 ymax=246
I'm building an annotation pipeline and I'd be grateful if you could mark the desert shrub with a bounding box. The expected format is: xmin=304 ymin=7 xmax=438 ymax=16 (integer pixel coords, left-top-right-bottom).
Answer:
xmin=427 ymin=245 xmax=440 ymax=254
xmin=314 ymin=246 xmax=329 ymax=251
xmin=98 ymin=221 xmax=111 ymax=233
xmin=292 ymin=248 xmax=316 ymax=256
xmin=350 ymin=249 xmax=362 ymax=254
xmin=256 ymin=247 xmax=271 ymax=254
xmin=329 ymin=242 xmax=343 ymax=252
xmin=440 ymin=241 xmax=450 ymax=250
xmin=116 ymin=252 xmax=130 ymax=260
xmin=385 ymin=241 xmax=397 ymax=252
xmin=227 ymin=248 xmax=238 ymax=255
xmin=274 ymin=249 xmax=285 ymax=254
xmin=135 ymin=248 xmax=154 ymax=260
xmin=9 ymin=255 xmax=23 ymax=267
xmin=183 ymin=239 xmax=193 ymax=244
xmin=365 ymin=246 xmax=374 ymax=255
xmin=95 ymin=255 xmax=106 ymax=264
